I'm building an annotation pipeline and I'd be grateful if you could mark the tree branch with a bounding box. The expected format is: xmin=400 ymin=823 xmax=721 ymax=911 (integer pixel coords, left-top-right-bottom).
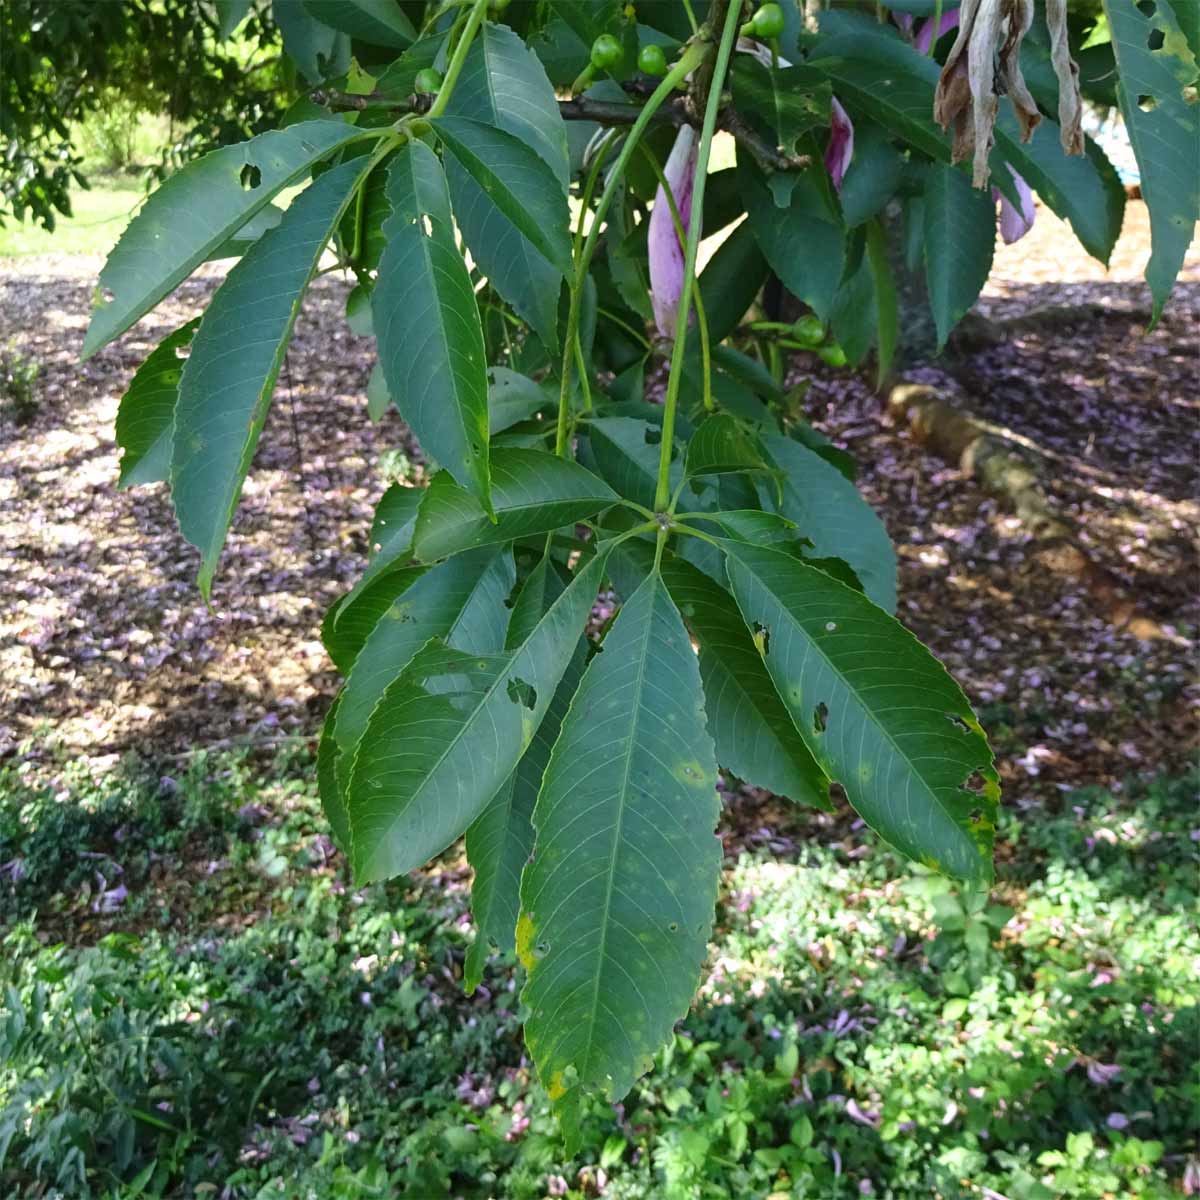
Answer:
xmin=309 ymin=89 xmax=811 ymax=174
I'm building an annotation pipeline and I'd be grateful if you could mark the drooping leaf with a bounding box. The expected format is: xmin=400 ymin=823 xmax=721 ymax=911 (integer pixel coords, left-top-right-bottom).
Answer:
xmin=584 ymin=416 xmax=680 ymax=512
xmin=115 ymin=319 xmax=198 ymax=489
xmin=430 ymin=117 xmax=573 ymax=277
xmin=922 ymin=164 xmax=995 ymax=348
xmin=519 ymin=569 xmax=722 ymax=1148
xmin=83 ymin=120 xmax=369 ymax=359
xmin=344 ymin=553 xmax=607 ymax=882
xmin=302 ymin=0 xmax=415 ymax=48
xmin=722 ymin=540 xmax=998 ymax=886
xmin=412 ymin=449 xmax=618 ymax=562
xmin=333 ymin=547 xmax=514 ymax=754
xmin=322 ymin=565 xmax=426 ymax=674
xmin=761 ymin=433 xmax=897 ymax=613
xmin=171 ymin=156 xmax=370 ymax=596
xmin=684 ymin=413 xmax=770 ymax=479
xmin=1103 ymin=0 xmax=1200 ymax=320
xmin=465 ymin=557 xmax=588 ymax=993
xmin=214 ymin=0 xmax=253 ymax=39
xmin=374 ymin=140 xmax=492 ymax=513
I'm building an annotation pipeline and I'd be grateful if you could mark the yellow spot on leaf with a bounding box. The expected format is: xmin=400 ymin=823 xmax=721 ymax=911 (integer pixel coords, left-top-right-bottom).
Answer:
xmin=547 ymin=1070 xmax=568 ymax=1102
xmin=515 ymin=911 xmax=537 ymax=972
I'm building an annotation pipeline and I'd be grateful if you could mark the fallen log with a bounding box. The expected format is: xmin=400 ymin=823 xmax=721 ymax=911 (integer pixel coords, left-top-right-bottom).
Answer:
xmin=886 ymin=382 xmax=1177 ymax=642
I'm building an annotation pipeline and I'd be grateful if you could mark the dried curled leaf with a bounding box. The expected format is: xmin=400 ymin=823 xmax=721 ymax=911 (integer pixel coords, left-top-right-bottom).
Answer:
xmin=1046 ymin=0 xmax=1084 ymax=155
xmin=934 ymin=0 xmax=1041 ymax=187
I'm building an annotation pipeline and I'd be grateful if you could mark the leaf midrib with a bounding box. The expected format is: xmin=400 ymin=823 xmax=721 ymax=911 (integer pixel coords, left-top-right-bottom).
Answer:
xmin=579 ymin=573 xmax=657 ymax=1079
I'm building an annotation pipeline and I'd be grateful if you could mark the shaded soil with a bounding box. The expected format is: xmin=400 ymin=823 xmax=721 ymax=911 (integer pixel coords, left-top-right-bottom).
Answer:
xmin=1 ymin=201 xmax=1196 ymax=814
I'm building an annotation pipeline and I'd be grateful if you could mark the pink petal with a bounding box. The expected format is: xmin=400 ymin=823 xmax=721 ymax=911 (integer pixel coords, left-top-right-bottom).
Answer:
xmin=993 ymin=166 xmax=1036 ymax=244
xmin=914 ymin=8 xmax=961 ymax=55
xmin=648 ymin=126 xmax=698 ymax=339
xmin=826 ymin=97 xmax=855 ymax=192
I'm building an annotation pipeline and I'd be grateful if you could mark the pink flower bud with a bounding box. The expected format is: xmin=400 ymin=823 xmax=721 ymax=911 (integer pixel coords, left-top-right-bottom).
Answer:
xmin=648 ymin=126 xmax=698 ymax=339
xmin=826 ymin=97 xmax=855 ymax=191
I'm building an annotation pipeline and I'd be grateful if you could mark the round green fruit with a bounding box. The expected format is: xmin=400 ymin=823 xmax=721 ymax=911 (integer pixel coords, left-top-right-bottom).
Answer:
xmin=414 ymin=68 xmax=443 ymax=94
xmin=752 ymin=3 xmax=785 ymax=38
xmin=637 ymin=44 xmax=668 ymax=76
xmin=590 ymin=33 xmax=624 ymax=71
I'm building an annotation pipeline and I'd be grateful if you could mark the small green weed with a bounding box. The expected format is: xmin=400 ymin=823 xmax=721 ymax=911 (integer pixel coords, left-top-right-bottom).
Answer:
xmin=1 ymin=749 xmax=1196 ymax=1198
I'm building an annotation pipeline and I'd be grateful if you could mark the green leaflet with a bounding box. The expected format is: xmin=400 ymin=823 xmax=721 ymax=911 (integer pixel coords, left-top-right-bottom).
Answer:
xmin=442 ymin=22 xmax=570 ymax=352
xmin=739 ymin=159 xmax=845 ymax=324
xmin=584 ymin=416 xmax=684 ymax=513
xmin=333 ymin=484 xmax=424 ymax=617
xmin=83 ymin=120 xmax=368 ymax=359
xmin=318 ymin=694 xmax=349 ymax=852
xmin=464 ymin=558 xmax=588 ymax=993
xmin=865 ymin=219 xmax=897 ymax=387
xmin=698 ymin=221 xmax=769 ymax=344
xmin=761 ymin=433 xmax=897 ymax=614
xmin=487 ymin=367 xmax=555 ymax=434
xmin=445 ymin=22 xmax=570 ymax=188
xmin=344 ymin=553 xmax=607 ymax=882
xmin=430 ymin=117 xmax=573 ymax=277
xmin=722 ymin=540 xmax=998 ymax=886
xmin=839 ymin=123 xmax=905 ymax=228
xmin=273 ymin=0 xmax=350 ymax=82
xmin=114 ymin=319 xmax=198 ymax=489
xmin=1104 ymin=0 xmax=1200 ymax=321
xmin=302 ymin=0 xmax=415 ymax=48
xmin=613 ymin=542 xmax=831 ymax=810
xmin=321 ymin=565 xmax=427 ymax=675
xmin=333 ymin=547 xmax=514 ymax=754
xmin=922 ymin=164 xmax=996 ymax=349
xmin=374 ymin=140 xmax=492 ymax=514
xmin=520 ymin=569 xmax=722 ymax=1150
xmin=684 ymin=413 xmax=770 ymax=480
xmin=171 ymin=155 xmax=370 ymax=597
xmin=412 ymin=449 xmax=618 ymax=562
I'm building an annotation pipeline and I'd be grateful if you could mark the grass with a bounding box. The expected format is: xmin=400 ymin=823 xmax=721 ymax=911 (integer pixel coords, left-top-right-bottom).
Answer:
xmin=0 ymin=743 xmax=1196 ymax=1198
xmin=0 ymin=176 xmax=148 ymax=259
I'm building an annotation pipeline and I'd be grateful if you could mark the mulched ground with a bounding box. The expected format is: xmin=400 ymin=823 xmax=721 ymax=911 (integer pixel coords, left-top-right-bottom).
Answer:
xmin=2 ymin=201 xmax=1196 ymax=816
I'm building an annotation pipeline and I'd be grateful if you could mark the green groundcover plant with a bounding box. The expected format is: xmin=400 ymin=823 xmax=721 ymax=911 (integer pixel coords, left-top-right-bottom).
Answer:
xmin=83 ymin=0 xmax=1197 ymax=1147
